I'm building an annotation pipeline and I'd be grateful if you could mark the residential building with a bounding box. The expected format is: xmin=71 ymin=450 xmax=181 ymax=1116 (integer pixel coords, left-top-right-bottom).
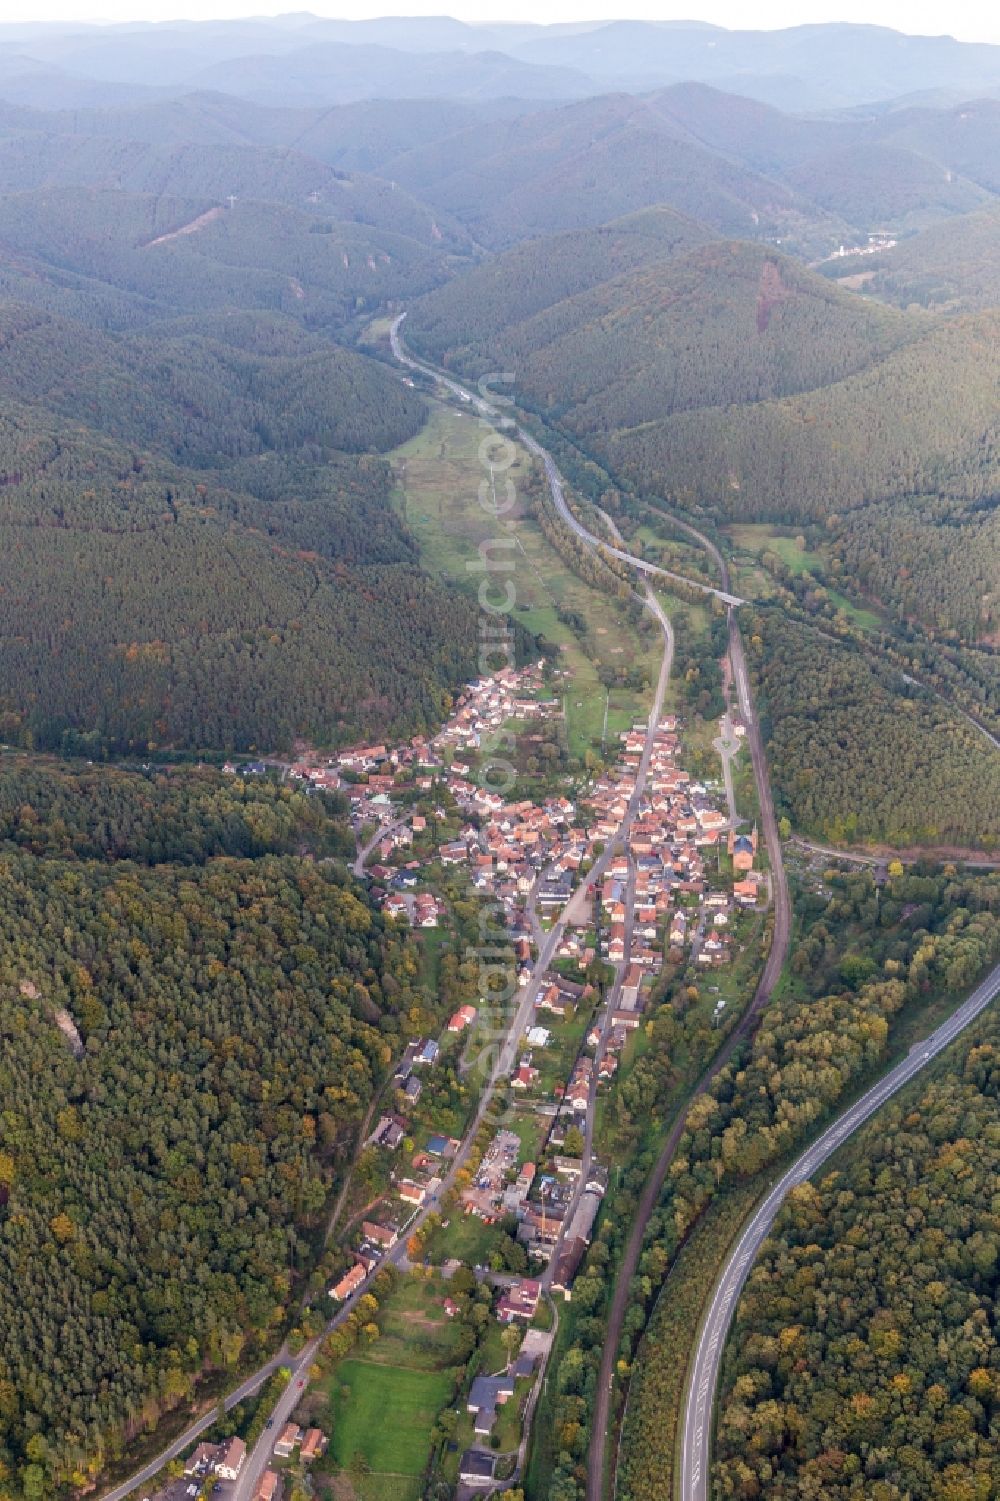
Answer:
xmin=330 ymin=1263 xmax=366 ymax=1301
xmin=254 ymin=1471 xmax=281 ymax=1501
xmin=299 ymin=1428 xmax=328 ymax=1463
xmin=273 ymin=1424 xmax=301 ymax=1459
xmin=216 ymin=1437 xmax=247 ymax=1481
xmin=459 ymin=1449 xmax=497 ymax=1486
xmin=497 ymin=1277 xmax=542 ymax=1322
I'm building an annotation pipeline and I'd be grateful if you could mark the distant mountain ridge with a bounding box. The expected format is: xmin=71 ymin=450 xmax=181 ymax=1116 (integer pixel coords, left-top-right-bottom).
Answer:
xmin=2 ymin=16 xmax=1000 ymax=111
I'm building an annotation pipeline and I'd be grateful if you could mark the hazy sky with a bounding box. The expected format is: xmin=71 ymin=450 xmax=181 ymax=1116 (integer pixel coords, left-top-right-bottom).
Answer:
xmin=2 ymin=0 xmax=999 ymax=44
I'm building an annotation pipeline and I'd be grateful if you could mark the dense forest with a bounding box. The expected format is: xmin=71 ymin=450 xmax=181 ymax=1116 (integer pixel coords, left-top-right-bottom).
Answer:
xmin=378 ymin=91 xmax=837 ymax=252
xmin=0 ymin=303 xmax=425 ymax=460
xmin=833 ymin=496 xmax=1000 ymax=644
xmin=0 ymin=761 xmax=439 ymax=1499
xmin=0 ymin=186 xmax=454 ymax=335
xmin=0 ymin=179 xmax=505 ymax=754
xmin=411 ymin=241 xmax=922 ymax=431
xmin=407 ymin=205 xmax=716 ymax=362
xmin=604 ymin=308 xmax=1000 ymax=524
xmin=866 ymin=202 xmax=1000 ymax=311
xmin=714 ymin=1001 xmax=1000 ymax=1500
xmin=0 ymin=399 xmax=482 ymax=752
xmin=0 ymin=757 xmax=355 ymax=862
xmin=747 ymin=611 xmax=1000 ymax=848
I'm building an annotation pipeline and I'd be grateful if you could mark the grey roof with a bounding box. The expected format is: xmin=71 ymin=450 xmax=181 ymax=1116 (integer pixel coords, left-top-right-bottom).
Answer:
xmin=459 ymin=1450 xmax=496 ymax=1480
xmin=468 ymin=1373 xmax=515 ymax=1411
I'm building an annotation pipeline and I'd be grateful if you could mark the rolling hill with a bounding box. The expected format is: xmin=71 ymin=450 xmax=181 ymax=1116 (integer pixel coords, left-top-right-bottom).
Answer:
xmin=0 ymin=193 xmax=491 ymax=753
xmin=0 ymin=186 xmax=458 ymax=333
xmin=407 ymin=205 xmax=717 ymax=362
xmin=0 ymin=131 xmax=469 ymax=250
xmin=381 ymin=90 xmax=843 ymax=253
xmin=6 ymin=16 xmax=1000 ymax=112
xmin=0 ymin=366 xmax=482 ymax=754
xmin=605 ymin=308 xmax=1000 ymax=524
xmin=0 ymin=301 xmax=424 ymax=461
xmin=409 ymin=215 xmax=1000 ymax=649
xmin=868 ymin=201 xmax=1000 ymax=309
xmin=785 ymin=140 xmax=993 ymax=232
xmin=410 ymin=237 xmax=925 ymax=439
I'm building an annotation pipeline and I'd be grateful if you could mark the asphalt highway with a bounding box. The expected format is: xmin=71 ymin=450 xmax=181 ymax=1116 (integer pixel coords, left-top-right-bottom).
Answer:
xmin=679 ymin=955 xmax=1000 ymax=1501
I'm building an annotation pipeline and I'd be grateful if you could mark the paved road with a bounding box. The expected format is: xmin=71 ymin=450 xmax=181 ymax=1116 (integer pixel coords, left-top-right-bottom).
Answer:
xmin=679 ymin=953 xmax=1000 ymax=1501
xmin=352 ymin=813 xmax=408 ymax=878
xmin=581 ymin=499 xmax=790 ymax=1501
xmin=546 ymin=580 xmax=676 ymax=1284
xmin=98 ymin=1354 xmax=289 ymax=1501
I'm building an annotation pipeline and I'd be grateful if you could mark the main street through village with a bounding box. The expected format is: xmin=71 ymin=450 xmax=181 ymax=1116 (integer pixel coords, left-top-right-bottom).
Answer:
xmin=101 ymin=333 xmax=681 ymax=1501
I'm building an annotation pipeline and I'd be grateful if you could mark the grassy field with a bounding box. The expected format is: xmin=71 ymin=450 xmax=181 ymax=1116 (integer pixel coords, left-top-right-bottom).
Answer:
xmin=388 ymin=402 xmax=661 ymax=763
xmin=326 ymin=1359 xmax=455 ymax=1477
xmin=311 ymin=1275 xmax=464 ymax=1497
xmin=316 ymin=1471 xmax=424 ymax=1501
xmin=423 ymin=1208 xmax=504 ymax=1267
xmin=728 ymin=523 xmax=824 ymax=576
xmin=367 ymin=1277 xmax=467 ymax=1368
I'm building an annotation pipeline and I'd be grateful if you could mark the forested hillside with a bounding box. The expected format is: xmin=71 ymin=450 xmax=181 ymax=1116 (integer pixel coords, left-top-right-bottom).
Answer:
xmin=748 ymin=611 xmax=1000 ymax=848
xmin=833 ymin=495 xmax=1000 ymax=643
xmin=412 ymin=240 xmax=922 ymax=437
xmin=0 ymin=131 xmax=468 ymax=248
xmin=0 ymin=764 xmax=431 ymax=1499
xmin=0 ymin=188 xmax=453 ymax=333
xmin=785 ymin=140 xmax=991 ymax=229
xmin=0 ymin=302 xmax=424 ymax=459
xmin=380 ymin=91 xmax=843 ymax=253
xmin=605 ymin=308 xmax=1000 ymax=524
xmin=405 ymin=206 xmax=716 ymax=362
xmin=869 ymin=202 xmax=1000 ymax=310
xmin=0 ymin=286 xmax=491 ymax=754
xmin=0 ymin=757 xmax=355 ymax=862
xmin=0 ymin=162 xmax=497 ymax=754
xmin=0 ymin=398 xmax=480 ymax=752
xmin=874 ymin=98 xmax=1000 ymax=196
xmin=715 ymin=996 xmax=1000 ymax=1501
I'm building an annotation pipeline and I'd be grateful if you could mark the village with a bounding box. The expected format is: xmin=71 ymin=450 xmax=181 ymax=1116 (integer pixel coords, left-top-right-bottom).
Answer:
xmin=211 ymin=658 xmax=764 ymax=1494
xmin=280 ymin=660 xmax=765 ymax=1309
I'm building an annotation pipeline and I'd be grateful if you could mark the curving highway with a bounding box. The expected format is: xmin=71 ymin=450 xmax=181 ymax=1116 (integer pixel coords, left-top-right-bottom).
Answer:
xmin=388 ymin=315 xmax=745 ymax=610
xmin=679 ymin=956 xmax=1000 ymax=1501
